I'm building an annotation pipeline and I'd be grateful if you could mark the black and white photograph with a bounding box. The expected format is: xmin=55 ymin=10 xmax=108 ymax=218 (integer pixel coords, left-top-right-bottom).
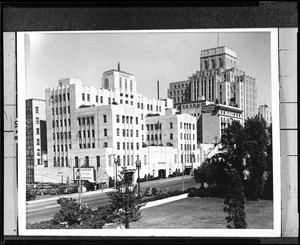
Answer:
xmin=16 ymin=29 xmax=281 ymax=237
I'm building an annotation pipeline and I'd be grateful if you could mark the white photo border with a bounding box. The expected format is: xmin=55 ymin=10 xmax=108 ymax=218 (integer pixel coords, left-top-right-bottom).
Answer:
xmin=17 ymin=28 xmax=280 ymax=237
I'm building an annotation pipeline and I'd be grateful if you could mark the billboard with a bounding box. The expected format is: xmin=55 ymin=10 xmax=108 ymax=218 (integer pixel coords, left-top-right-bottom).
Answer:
xmin=202 ymin=104 xmax=216 ymax=113
xmin=73 ymin=167 xmax=95 ymax=182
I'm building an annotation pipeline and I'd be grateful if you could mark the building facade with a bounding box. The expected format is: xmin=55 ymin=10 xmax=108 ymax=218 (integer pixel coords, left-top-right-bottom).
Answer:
xmin=258 ymin=104 xmax=272 ymax=126
xmin=201 ymin=103 xmax=243 ymax=144
xmin=36 ymin=65 xmax=200 ymax=183
xmin=168 ymin=46 xmax=258 ymax=135
xmin=26 ymin=99 xmax=47 ymax=183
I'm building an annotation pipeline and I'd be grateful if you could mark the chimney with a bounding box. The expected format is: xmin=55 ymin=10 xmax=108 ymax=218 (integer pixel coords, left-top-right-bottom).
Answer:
xmin=118 ymin=62 xmax=120 ymax=71
xmin=157 ymin=80 xmax=160 ymax=100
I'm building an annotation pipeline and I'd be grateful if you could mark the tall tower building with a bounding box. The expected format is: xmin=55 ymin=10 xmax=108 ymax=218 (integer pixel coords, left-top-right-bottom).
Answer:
xmin=168 ymin=46 xmax=258 ymax=124
xmin=258 ymin=104 xmax=272 ymax=126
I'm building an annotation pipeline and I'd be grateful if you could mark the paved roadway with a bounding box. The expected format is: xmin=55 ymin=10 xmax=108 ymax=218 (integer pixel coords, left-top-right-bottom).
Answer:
xmin=26 ymin=176 xmax=200 ymax=224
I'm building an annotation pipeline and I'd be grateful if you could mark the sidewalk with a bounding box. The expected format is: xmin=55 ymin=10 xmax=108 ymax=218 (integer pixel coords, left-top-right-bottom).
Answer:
xmin=26 ymin=188 xmax=116 ymax=205
xmin=27 ymin=175 xmax=193 ymax=205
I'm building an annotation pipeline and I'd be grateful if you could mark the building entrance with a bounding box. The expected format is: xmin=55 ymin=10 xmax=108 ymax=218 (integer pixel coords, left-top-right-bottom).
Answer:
xmin=158 ymin=169 xmax=166 ymax=179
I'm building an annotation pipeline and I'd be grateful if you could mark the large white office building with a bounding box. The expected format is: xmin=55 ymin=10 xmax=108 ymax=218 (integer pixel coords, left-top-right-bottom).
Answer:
xmin=35 ymin=64 xmax=200 ymax=184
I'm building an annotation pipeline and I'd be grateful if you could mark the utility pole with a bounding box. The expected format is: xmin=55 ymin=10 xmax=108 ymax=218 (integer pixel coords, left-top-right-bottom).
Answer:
xmin=78 ymin=159 xmax=82 ymax=207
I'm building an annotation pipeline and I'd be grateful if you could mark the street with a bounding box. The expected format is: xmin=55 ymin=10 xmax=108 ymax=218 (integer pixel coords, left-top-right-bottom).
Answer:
xmin=26 ymin=176 xmax=200 ymax=224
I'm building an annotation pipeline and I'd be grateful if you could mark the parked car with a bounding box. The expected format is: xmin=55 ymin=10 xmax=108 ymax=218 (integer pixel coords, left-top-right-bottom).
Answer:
xmin=143 ymin=187 xmax=161 ymax=196
xmin=35 ymin=186 xmax=53 ymax=195
xmin=84 ymin=182 xmax=97 ymax=191
xmin=63 ymin=185 xmax=78 ymax=194
xmin=26 ymin=189 xmax=36 ymax=201
xmin=50 ymin=186 xmax=67 ymax=195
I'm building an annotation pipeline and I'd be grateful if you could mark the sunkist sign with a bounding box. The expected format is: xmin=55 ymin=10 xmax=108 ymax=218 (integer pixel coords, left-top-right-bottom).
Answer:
xmin=202 ymin=105 xmax=216 ymax=113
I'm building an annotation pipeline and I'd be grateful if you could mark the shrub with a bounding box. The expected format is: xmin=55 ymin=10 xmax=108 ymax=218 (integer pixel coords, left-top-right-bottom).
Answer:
xmin=223 ymin=169 xmax=247 ymax=229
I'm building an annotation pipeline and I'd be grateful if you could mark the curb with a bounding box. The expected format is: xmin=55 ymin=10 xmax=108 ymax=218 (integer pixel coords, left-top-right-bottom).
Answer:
xmin=26 ymin=188 xmax=116 ymax=205
xmin=141 ymin=193 xmax=188 ymax=209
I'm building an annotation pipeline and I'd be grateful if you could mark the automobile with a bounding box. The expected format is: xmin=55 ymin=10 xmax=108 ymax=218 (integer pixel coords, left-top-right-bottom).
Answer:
xmin=50 ymin=186 xmax=67 ymax=195
xmin=84 ymin=182 xmax=97 ymax=191
xmin=63 ymin=185 xmax=78 ymax=194
xmin=143 ymin=187 xmax=161 ymax=196
xmin=35 ymin=186 xmax=53 ymax=195
xmin=26 ymin=189 xmax=36 ymax=201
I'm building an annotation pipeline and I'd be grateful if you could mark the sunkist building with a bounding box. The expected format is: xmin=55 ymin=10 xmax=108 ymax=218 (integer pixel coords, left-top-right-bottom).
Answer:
xmin=33 ymin=63 xmax=199 ymax=184
xmin=168 ymin=46 xmax=257 ymax=145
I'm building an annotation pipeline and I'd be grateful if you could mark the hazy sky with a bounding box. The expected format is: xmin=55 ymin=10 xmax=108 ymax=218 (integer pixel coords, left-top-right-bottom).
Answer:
xmin=25 ymin=31 xmax=272 ymax=107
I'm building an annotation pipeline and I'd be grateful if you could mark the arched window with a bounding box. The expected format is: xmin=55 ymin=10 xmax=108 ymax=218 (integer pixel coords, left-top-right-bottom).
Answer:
xmin=119 ymin=77 xmax=122 ymax=89
xmin=130 ymin=80 xmax=133 ymax=91
xmin=125 ymin=79 xmax=127 ymax=90
xmin=219 ymin=58 xmax=222 ymax=68
xmin=105 ymin=78 xmax=109 ymax=89
xmin=204 ymin=60 xmax=208 ymax=70
xmin=211 ymin=59 xmax=215 ymax=69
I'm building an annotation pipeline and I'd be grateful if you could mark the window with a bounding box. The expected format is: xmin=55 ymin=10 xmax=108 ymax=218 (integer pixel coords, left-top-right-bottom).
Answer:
xmin=122 ymin=116 xmax=125 ymax=123
xmin=141 ymin=114 xmax=143 ymax=120
xmin=53 ymin=133 xmax=55 ymax=140
xmin=61 ymin=145 xmax=63 ymax=151
xmin=103 ymin=115 xmax=107 ymax=123
xmin=83 ymin=131 xmax=86 ymax=138
xmin=136 ymin=143 xmax=139 ymax=150
xmin=117 ymin=142 xmax=120 ymax=150
xmin=78 ymin=131 xmax=81 ymax=139
xmin=68 ymin=106 xmax=70 ymax=113
xmin=87 ymin=94 xmax=90 ymax=101
xmin=170 ymin=133 xmax=173 ymax=140
xmin=63 ymin=94 xmax=66 ymax=101
xmin=64 ymin=119 xmax=67 ymax=126
xmin=130 ymin=80 xmax=133 ymax=91
xmin=60 ymin=108 xmax=62 ymax=114
xmin=87 ymin=117 xmax=90 ymax=125
xmin=116 ymin=115 xmax=120 ymax=123
xmin=35 ymin=106 xmax=39 ymax=113
xmin=36 ymin=128 xmax=40 ymax=135
xmin=68 ymin=119 xmax=70 ymax=126
xmin=170 ymin=122 xmax=173 ymax=129
xmin=100 ymin=96 xmax=103 ymax=103
xmin=104 ymin=142 xmax=108 ymax=148
xmin=52 ymin=108 xmax=54 ymax=115
xmin=123 ymin=129 xmax=125 ymax=137
xmin=36 ymin=117 xmax=39 ymax=124
xmin=96 ymin=95 xmax=99 ymax=103
xmin=64 ymin=132 xmax=67 ymax=139
xmin=104 ymin=128 xmax=107 ymax=136
xmin=87 ymin=131 xmax=90 ymax=137
xmin=68 ymin=132 xmax=71 ymax=139
xmin=92 ymin=130 xmax=94 ymax=137
xmin=136 ymin=117 xmax=138 ymax=124
xmin=67 ymin=93 xmax=70 ymax=100
xmin=137 ymin=102 xmax=140 ymax=108
xmin=108 ymin=98 xmax=111 ymax=104
xmin=82 ymin=93 xmax=85 ymax=100
xmin=53 ymin=145 xmax=56 ymax=152
xmin=119 ymin=77 xmax=122 ymax=89
xmin=59 ymin=95 xmax=61 ymax=101
xmin=136 ymin=130 xmax=139 ymax=137
xmin=97 ymin=156 xmax=100 ymax=168
xmin=60 ymin=120 xmax=63 ymax=127
xmin=69 ymin=144 xmax=72 ymax=149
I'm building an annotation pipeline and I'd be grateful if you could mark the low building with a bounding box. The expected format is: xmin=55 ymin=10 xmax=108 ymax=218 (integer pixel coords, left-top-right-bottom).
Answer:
xmin=258 ymin=104 xmax=272 ymax=126
xmin=201 ymin=103 xmax=243 ymax=144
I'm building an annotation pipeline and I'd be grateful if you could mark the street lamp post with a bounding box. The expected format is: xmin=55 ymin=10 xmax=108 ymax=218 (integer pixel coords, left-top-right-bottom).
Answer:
xmin=119 ymin=185 xmax=135 ymax=229
xmin=135 ymin=157 xmax=141 ymax=196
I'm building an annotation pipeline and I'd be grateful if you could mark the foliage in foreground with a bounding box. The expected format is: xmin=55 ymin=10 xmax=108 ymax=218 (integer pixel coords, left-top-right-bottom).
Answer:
xmin=223 ymin=168 xmax=247 ymax=229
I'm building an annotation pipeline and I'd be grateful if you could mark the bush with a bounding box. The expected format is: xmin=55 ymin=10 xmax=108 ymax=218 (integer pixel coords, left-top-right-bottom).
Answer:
xmin=223 ymin=169 xmax=247 ymax=229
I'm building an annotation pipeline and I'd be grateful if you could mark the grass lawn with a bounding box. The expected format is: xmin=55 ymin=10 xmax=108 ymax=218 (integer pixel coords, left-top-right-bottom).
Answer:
xmin=130 ymin=197 xmax=273 ymax=229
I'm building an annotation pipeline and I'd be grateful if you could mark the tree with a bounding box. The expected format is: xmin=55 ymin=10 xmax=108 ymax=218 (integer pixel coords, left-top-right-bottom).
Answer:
xmin=220 ymin=120 xmax=247 ymax=182
xmin=243 ymin=115 xmax=268 ymax=200
xmin=99 ymin=169 xmax=144 ymax=227
xmin=223 ymin=168 xmax=247 ymax=229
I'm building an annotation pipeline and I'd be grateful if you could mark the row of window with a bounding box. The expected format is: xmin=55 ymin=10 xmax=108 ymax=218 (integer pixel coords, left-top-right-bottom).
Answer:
xmin=51 ymin=93 xmax=70 ymax=102
xmin=78 ymin=116 xmax=95 ymax=126
xmin=116 ymin=115 xmax=139 ymax=124
xmin=116 ymin=142 xmax=140 ymax=150
xmin=52 ymin=106 xmax=70 ymax=115
xmin=79 ymin=143 xmax=95 ymax=149
xmin=52 ymin=119 xmax=71 ymax=128
xmin=78 ymin=130 xmax=95 ymax=138
xmin=53 ymin=144 xmax=72 ymax=152
xmin=53 ymin=131 xmax=71 ymax=140
xmin=116 ymin=128 xmax=140 ymax=138
xmin=53 ymin=157 xmax=70 ymax=167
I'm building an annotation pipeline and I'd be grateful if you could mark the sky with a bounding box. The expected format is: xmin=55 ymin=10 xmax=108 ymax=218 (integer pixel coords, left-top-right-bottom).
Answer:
xmin=25 ymin=30 xmax=272 ymax=107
